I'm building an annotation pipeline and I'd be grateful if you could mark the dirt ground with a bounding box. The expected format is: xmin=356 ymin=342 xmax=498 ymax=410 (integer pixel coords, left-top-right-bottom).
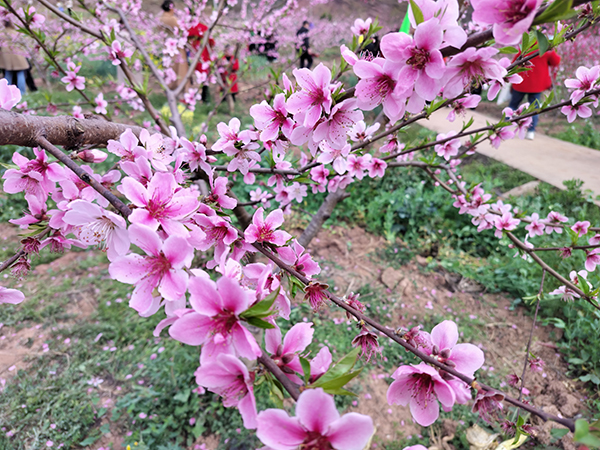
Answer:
xmin=0 ymin=222 xmax=587 ymax=449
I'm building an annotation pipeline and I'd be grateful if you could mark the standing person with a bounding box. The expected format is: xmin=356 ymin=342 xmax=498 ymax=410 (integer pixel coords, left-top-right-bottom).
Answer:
xmin=159 ymin=0 xmax=189 ymax=89
xmin=219 ymin=45 xmax=239 ymax=103
xmin=296 ymin=20 xmax=313 ymax=69
xmin=509 ymin=48 xmax=561 ymax=140
xmin=188 ymin=20 xmax=215 ymax=103
xmin=0 ymin=21 xmax=29 ymax=95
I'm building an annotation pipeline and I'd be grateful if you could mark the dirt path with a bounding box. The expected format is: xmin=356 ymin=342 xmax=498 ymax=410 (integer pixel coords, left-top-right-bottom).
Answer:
xmin=422 ymin=109 xmax=600 ymax=205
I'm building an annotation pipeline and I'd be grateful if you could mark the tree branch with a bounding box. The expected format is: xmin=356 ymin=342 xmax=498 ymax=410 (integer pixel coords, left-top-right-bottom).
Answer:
xmin=36 ymin=137 xmax=133 ymax=218
xmin=298 ymin=189 xmax=349 ymax=248
xmin=258 ymin=351 xmax=300 ymax=401
xmin=0 ymin=110 xmax=154 ymax=149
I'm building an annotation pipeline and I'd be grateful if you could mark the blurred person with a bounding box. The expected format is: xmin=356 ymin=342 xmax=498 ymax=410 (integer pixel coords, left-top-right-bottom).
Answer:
xmin=188 ymin=19 xmax=215 ymax=102
xmin=296 ymin=20 xmax=314 ymax=69
xmin=160 ymin=0 xmax=189 ymax=89
xmin=219 ymin=45 xmax=239 ymax=103
xmin=0 ymin=21 xmax=29 ymax=95
xmin=509 ymin=47 xmax=561 ymax=140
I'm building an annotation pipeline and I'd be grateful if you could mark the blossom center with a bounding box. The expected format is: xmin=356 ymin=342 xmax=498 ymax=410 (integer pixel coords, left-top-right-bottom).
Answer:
xmin=407 ymin=48 xmax=431 ymax=71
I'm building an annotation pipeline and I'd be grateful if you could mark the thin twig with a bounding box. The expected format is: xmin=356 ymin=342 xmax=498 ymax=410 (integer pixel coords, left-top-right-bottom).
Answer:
xmin=519 ymin=270 xmax=546 ymax=402
xmin=258 ymin=351 xmax=300 ymax=401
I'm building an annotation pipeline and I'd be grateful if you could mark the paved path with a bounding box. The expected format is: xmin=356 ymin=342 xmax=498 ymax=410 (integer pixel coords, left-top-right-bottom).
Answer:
xmin=421 ymin=109 xmax=600 ymax=205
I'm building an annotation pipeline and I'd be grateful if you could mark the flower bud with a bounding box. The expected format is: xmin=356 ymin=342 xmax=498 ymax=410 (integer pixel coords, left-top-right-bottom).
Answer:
xmin=76 ymin=149 xmax=108 ymax=163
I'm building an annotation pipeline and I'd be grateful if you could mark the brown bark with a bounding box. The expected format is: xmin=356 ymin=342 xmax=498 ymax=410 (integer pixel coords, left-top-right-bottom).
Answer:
xmin=0 ymin=110 xmax=151 ymax=149
xmin=298 ymin=189 xmax=349 ymax=248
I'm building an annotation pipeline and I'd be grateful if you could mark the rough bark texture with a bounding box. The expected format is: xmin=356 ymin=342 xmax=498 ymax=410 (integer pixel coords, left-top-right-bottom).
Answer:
xmin=0 ymin=110 xmax=150 ymax=149
xmin=298 ymin=189 xmax=349 ymax=248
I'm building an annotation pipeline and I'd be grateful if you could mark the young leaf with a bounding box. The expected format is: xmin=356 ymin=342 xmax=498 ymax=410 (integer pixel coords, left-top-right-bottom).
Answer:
xmin=410 ymin=0 xmax=425 ymax=25
xmin=240 ymin=287 xmax=279 ymax=319
xmin=314 ymin=369 xmax=363 ymax=392
xmin=312 ymin=347 xmax=360 ymax=385
xmin=300 ymin=356 xmax=311 ymax=384
xmin=245 ymin=317 xmax=276 ymax=329
xmin=535 ymin=30 xmax=550 ymax=56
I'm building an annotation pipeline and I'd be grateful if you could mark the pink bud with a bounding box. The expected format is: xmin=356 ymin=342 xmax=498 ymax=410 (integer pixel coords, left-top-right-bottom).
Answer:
xmin=76 ymin=149 xmax=108 ymax=163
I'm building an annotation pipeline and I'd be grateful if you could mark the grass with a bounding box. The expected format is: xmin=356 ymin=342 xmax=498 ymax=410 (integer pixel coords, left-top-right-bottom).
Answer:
xmin=0 ymin=253 xmax=264 ymax=449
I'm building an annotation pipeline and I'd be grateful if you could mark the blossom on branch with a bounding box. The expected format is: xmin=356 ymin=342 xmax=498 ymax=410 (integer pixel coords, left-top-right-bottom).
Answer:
xmin=256 ymin=388 xmax=374 ymax=450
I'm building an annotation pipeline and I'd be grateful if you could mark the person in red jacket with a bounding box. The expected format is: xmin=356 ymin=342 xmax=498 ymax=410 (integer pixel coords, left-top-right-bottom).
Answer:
xmin=188 ymin=21 xmax=215 ymax=102
xmin=509 ymin=48 xmax=561 ymax=140
xmin=219 ymin=46 xmax=239 ymax=102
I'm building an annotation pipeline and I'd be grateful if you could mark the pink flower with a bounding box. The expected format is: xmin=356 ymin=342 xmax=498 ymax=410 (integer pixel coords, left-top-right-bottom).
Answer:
xmin=276 ymin=240 xmax=321 ymax=278
xmin=585 ymin=248 xmax=600 ymax=272
xmin=525 ymin=213 xmax=545 ymax=237
xmin=191 ymin=209 xmax=238 ymax=265
xmin=490 ymin=125 xmax=516 ymax=148
xmin=120 ymin=172 xmax=199 ymax=237
xmin=472 ymin=390 xmax=504 ymax=423
xmin=471 ymin=0 xmax=543 ymax=45
xmin=256 ymin=388 xmax=374 ymax=450
xmin=94 ymin=93 xmax=108 ymax=115
xmin=304 ymin=281 xmax=329 ymax=311
xmin=494 ymin=212 xmax=520 ymax=238
xmin=0 ymin=286 xmax=25 ymax=305
xmin=286 ymin=63 xmax=333 ymax=128
xmin=109 ymin=224 xmax=193 ymax=315
xmin=366 ymin=156 xmax=387 ymax=178
xmin=561 ymin=103 xmax=593 ymax=123
xmin=265 ymin=322 xmax=314 ymax=384
xmin=61 ymin=62 xmax=86 ymax=92
xmin=207 ymin=177 xmax=237 ymax=210
xmin=0 ymin=78 xmax=21 ymax=110
xmin=348 ymin=120 xmax=380 ymax=142
xmin=352 ymin=328 xmax=382 ymax=362
xmin=434 ymin=131 xmax=461 ymax=160
xmin=168 ymin=275 xmax=261 ymax=360
xmin=108 ymin=40 xmax=133 ymax=65
xmin=565 ymin=65 xmax=600 ymax=104
xmin=250 ymin=93 xmax=294 ymax=142
xmin=63 ymin=200 xmax=130 ymax=261
xmin=446 ymin=94 xmax=481 ymax=122
xmin=351 ymin=18 xmax=372 ymax=36
xmin=422 ymin=320 xmax=485 ymax=377
xmin=443 ymin=48 xmax=506 ymax=99
xmin=543 ymin=211 xmax=568 ymax=234
xmin=313 ymin=100 xmax=363 ymax=149
xmin=2 ymin=148 xmax=65 ymax=202
xmin=571 ymin=220 xmax=591 ymax=237
xmin=195 ymin=354 xmax=258 ymax=429
xmin=353 ymin=57 xmax=407 ymax=122
xmin=317 ymin=142 xmax=351 ymax=175
xmin=387 ymin=363 xmax=455 ymax=426
xmin=107 ymin=129 xmax=147 ymax=161
xmin=244 ymin=207 xmax=291 ymax=246
xmin=380 ymin=19 xmax=445 ymax=102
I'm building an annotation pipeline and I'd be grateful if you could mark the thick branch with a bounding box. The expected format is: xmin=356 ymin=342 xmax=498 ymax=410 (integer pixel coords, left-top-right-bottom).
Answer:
xmin=298 ymin=189 xmax=350 ymax=248
xmin=36 ymin=137 xmax=132 ymax=218
xmin=0 ymin=110 xmax=153 ymax=149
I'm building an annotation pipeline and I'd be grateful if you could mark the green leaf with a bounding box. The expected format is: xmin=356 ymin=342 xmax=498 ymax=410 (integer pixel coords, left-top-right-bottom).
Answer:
xmin=241 ymin=287 xmax=279 ymax=319
xmin=269 ymin=378 xmax=285 ymax=408
xmin=461 ymin=116 xmax=475 ymax=132
xmin=521 ymin=32 xmax=529 ymax=52
xmin=499 ymin=46 xmax=519 ymax=54
xmin=551 ymin=428 xmax=569 ymax=439
xmin=535 ymin=30 xmax=550 ymax=56
xmin=314 ymin=369 xmax=363 ymax=393
xmin=533 ymin=0 xmax=575 ymax=24
xmin=300 ymin=356 xmax=311 ymax=383
xmin=79 ymin=435 xmax=100 ymax=446
xmin=409 ymin=0 xmax=424 ymax=25
xmin=245 ymin=317 xmax=275 ymax=329
xmin=577 ymin=274 xmax=590 ymax=296
xmin=312 ymin=347 xmax=360 ymax=386
xmin=574 ymin=419 xmax=600 ymax=447
xmin=173 ymin=389 xmax=190 ymax=403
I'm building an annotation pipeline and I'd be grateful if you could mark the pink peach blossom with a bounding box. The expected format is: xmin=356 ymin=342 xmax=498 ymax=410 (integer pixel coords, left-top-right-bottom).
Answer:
xmin=256 ymin=388 xmax=374 ymax=450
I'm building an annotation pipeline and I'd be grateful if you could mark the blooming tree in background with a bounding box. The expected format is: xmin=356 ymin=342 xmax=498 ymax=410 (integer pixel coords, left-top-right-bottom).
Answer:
xmin=2 ymin=0 xmax=600 ymax=447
